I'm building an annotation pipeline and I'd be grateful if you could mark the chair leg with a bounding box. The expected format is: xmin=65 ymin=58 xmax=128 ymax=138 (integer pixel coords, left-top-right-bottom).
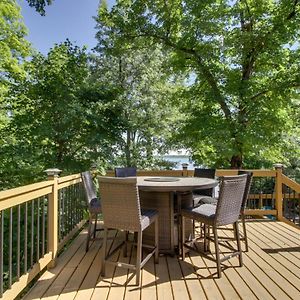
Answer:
xmin=207 ymin=225 xmax=211 ymax=252
xmin=86 ymin=214 xmax=93 ymax=252
xmin=100 ymin=227 xmax=108 ymax=277
xmin=136 ymin=231 xmax=142 ymax=286
xmin=93 ymin=213 xmax=98 ymax=239
xmin=204 ymin=224 xmax=208 ymax=252
xmin=234 ymin=222 xmax=243 ymax=267
xmin=241 ymin=213 xmax=249 ymax=252
xmin=154 ymin=218 xmax=159 ymax=264
xmin=181 ymin=215 xmax=186 ymax=260
xmin=123 ymin=231 xmax=128 ymax=257
xmin=213 ymin=225 xmax=222 ymax=278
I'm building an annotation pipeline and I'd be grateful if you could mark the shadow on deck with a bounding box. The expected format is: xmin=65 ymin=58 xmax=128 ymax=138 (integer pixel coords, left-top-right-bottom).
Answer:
xmin=23 ymin=220 xmax=300 ymax=300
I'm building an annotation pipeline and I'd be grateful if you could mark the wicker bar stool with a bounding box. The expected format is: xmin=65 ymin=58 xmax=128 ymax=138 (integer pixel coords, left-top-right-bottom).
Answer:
xmin=98 ymin=176 xmax=159 ymax=286
xmin=198 ymin=171 xmax=253 ymax=251
xmin=114 ymin=167 xmax=137 ymax=177
xmin=193 ymin=168 xmax=216 ymax=206
xmin=180 ymin=174 xmax=247 ymax=278
xmin=81 ymin=171 xmax=103 ymax=252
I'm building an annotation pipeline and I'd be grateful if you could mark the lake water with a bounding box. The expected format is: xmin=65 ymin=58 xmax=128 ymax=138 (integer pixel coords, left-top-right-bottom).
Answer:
xmin=162 ymin=155 xmax=195 ymax=170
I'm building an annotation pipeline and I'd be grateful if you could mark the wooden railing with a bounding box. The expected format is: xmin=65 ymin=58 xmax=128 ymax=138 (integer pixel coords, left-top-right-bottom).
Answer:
xmin=0 ymin=171 xmax=86 ymax=300
xmin=0 ymin=165 xmax=299 ymax=299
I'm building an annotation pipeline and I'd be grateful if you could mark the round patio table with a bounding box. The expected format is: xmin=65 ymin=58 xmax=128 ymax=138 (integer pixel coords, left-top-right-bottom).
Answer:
xmin=137 ymin=176 xmax=218 ymax=254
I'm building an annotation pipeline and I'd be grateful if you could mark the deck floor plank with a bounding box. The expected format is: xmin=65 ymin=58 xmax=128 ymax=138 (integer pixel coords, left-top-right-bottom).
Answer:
xmin=73 ymin=244 xmax=103 ymax=300
xmin=140 ymin=257 xmax=157 ymax=300
xmin=179 ymin=254 xmax=207 ymax=300
xmin=57 ymin=241 xmax=103 ymax=300
xmin=154 ymin=256 xmax=173 ymax=300
xmin=166 ymin=256 xmax=190 ymax=299
xmin=188 ymin=252 xmax=224 ymax=299
xmin=23 ymin=220 xmax=300 ymax=300
xmin=198 ymin=238 xmax=241 ymax=300
xmin=246 ymin=222 xmax=300 ymax=278
xmin=225 ymin=225 xmax=300 ymax=299
xmin=217 ymin=229 xmax=258 ymax=300
xmin=24 ymin=231 xmax=87 ymax=300
xmin=123 ymin=247 xmax=141 ymax=300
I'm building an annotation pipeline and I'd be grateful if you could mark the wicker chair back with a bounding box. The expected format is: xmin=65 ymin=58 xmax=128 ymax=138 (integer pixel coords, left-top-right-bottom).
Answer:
xmin=115 ymin=167 xmax=137 ymax=177
xmin=194 ymin=168 xmax=216 ymax=197
xmin=81 ymin=171 xmax=97 ymax=205
xmin=98 ymin=176 xmax=141 ymax=231
xmin=215 ymin=174 xmax=247 ymax=226
xmin=237 ymin=171 xmax=253 ymax=209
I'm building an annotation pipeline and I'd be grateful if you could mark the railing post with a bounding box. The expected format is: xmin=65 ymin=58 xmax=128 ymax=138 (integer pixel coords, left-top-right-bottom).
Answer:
xmin=45 ymin=168 xmax=62 ymax=268
xmin=273 ymin=163 xmax=284 ymax=221
xmin=182 ymin=163 xmax=189 ymax=177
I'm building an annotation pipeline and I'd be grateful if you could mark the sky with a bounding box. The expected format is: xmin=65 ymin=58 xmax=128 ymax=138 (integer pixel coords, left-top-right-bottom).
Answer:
xmin=18 ymin=0 xmax=115 ymax=54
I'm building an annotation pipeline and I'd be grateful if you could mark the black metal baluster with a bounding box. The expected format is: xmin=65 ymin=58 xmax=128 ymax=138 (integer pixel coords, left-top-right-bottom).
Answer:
xmin=59 ymin=190 xmax=63 ymax=242
xmin=17 ymin=205 xmax=21 ymax=280
xmin=24 ymin=202 xmax=28 ymax=273
xmin=37 ymin=198 xmax=40 ymax=261
xmin=31 ymin=200 xmax=34 ymax=267
xmin=42 ymin=197 xmax=45 ymax=256
xmin=9 ymin=208 xmax=13 ymax=288
xmin=0 ymin=211 xmax=4 ymax=297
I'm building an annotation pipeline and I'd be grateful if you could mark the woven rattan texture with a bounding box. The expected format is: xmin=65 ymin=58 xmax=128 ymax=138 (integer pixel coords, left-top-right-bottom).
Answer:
xmin=237 ymin=171 xmax=253 ymax=209
xmin=114 ymin=167 xmax=137 ymax=177
xmin=98 ymin=177 xmax=142 ymax=231
xmin=81 ymin=171 xmax=98 ymax=205
xmin=140 ymin=191 xmax=172 ymax=250
xmin=215 ymin=175 xmax=247 ymax=226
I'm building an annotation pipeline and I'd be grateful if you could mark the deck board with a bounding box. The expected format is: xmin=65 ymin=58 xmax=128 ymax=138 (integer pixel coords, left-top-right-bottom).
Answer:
xmin=24 ymin=220 xmax=300 ymax=300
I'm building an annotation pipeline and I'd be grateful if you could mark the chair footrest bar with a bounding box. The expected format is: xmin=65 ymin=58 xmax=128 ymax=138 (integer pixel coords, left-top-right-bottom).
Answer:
xmin=106 ymin=241 xmax=125 ymax=260
xmin=220 ymin=251 xmax=240 ymax=263
xmin=106 ymin=260 xmax=136 ymax=271
xmin=140 ymin=248 xmax=157 ymax=269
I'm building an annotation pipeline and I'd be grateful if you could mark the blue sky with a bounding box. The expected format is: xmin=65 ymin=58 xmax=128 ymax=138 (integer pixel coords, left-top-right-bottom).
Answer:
xmin=18 ymin=0 xmax=115 ymax=54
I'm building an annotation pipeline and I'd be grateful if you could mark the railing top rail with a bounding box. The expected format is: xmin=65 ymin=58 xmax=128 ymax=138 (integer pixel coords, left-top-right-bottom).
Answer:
xmin=105 ymin=169 xmax=277 ymax=177
xmin=216 ymin=169 xmax=276 ymax=177
xmin=282 ymin=174 xmax=300 ymax=193
xmin=0 ymin=180 xmax=53 ymax=201
xmin=57 ymin=173 xmax=81 ymax=184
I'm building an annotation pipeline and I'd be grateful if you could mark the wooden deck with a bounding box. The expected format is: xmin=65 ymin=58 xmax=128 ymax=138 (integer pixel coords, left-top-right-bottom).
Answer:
xmin=23 ymin=220 xmax=300 ymax=300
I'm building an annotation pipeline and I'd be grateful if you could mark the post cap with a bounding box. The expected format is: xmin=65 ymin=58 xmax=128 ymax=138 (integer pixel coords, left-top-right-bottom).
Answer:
xmin=44 ymin=168 xmax=62 ymax=176
xmin=273 ymin=163 xmax=284 ymax=169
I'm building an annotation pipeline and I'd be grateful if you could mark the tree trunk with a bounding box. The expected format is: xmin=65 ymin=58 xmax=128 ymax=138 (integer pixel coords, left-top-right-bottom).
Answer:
xmin=125 ymin=130 xmax=132 ymax=167
xmin=230 ymin=154 xmax=243 ymax=169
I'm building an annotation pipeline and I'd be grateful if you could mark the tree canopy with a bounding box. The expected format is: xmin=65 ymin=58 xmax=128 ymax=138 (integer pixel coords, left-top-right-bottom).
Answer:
xmin=0 ymin=0 xmax=30 ymax=99
xmin=0 ymin=40 xmax=123 ymax=188
xmin=93 ymin=2 xmax=184 ymax=168
xmin=98 ymin=0 xmax=300 ymax=168
xmin=26 ymin=0 xmax=53 ymax=15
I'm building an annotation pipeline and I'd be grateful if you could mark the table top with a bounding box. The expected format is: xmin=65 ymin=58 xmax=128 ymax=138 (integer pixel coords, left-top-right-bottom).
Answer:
xmin=137 ymin=176 xmax=218 ymax=192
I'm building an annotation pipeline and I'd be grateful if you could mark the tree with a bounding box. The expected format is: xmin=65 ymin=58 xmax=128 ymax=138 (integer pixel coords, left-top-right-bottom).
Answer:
xmin=0 ymin=0 xmax=30 ymax=100
xmin=94 ymin=3 xmax=183 ymax=168
xmin=0 ymin=0 xmax=31 ymax=188
xmin=0 ymin=40 xmax=123 ymax=188
xmin=98 ymin=0 xmax=300 ymax=168
xmin=26 ymin=0 xmax=53 ymax=15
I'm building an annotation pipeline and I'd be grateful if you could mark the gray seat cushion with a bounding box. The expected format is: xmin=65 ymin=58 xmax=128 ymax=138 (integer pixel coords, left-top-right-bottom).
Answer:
xmin=89 ymin=197 xmax=102 ymax=214
xmin=181 ymin=204 xmax=216 ymax=225
xmin=141 ymin=209 xmax=158 ymax=230
xmin=198 ymin=196 xmax=218 ymax=206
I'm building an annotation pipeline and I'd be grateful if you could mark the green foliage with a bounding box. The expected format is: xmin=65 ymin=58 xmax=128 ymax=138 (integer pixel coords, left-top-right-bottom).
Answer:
xmin=0 ymin=0 xmax=30 ymax=98
xmin=99 ymin=0 xmax=300 ymax=168
xmin=25 ymin=0 xmax=53 ymax=15
xmin=94 ymin=8 xmax=184 ymax=169
xmin=0 ymin=40 xmax=123 ymax=188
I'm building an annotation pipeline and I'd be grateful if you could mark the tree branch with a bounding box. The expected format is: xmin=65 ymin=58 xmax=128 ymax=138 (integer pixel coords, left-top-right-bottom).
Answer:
xmin=125 ymin=32 xmax=232 ymax=120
